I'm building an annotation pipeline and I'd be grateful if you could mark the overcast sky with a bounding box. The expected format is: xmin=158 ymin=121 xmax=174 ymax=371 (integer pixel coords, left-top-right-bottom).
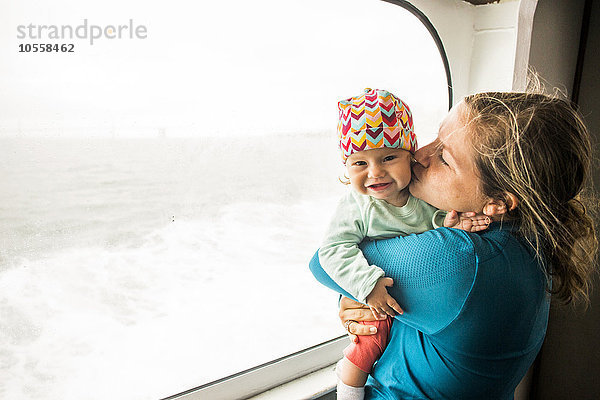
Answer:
xmin=0 ymin=0 xmax=448 ymax=139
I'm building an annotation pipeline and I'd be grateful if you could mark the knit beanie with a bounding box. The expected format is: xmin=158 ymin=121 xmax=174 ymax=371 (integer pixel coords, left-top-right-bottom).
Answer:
xmin=338 ymin=88 xmax=417 ymax=163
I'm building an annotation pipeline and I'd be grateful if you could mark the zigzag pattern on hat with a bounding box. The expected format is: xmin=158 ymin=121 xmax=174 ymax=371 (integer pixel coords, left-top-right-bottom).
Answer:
xmin=338 ymin=88 xmax=417 ymax=163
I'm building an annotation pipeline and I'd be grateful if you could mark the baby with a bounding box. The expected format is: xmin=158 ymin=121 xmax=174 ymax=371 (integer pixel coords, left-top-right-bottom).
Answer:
xmin=318 ymin=88 xmax=486 ymax=400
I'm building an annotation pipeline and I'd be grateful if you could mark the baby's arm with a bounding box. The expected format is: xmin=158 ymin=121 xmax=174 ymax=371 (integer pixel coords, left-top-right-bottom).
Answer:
xmin=318 ymin=192 xmax=386 ymax=304
xmin=365 ymin=277 xmax=403 ymax=319
xmin=443 ymin=210 xmax=490 ymax=232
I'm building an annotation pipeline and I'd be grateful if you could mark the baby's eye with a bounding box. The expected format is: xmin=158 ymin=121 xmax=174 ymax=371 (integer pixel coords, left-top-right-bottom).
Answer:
xmin=383 ymin=155 xmax=396 ymax=162
xmin=353 ymin=160 xmax=367 ymax=166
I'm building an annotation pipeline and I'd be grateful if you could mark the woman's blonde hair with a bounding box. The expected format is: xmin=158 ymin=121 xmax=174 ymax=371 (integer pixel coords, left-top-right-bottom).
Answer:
xmin=463 ymin=92 xmax=598 ymax=305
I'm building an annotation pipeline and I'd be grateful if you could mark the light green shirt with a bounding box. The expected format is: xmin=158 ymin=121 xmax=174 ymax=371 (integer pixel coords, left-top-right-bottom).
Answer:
xmin=318 ymin=189 xmax=444 ymax=303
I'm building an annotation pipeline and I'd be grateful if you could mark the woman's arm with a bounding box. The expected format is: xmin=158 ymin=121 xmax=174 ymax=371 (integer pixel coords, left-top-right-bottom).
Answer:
xmin=308 ymin=258 xmax=381 ymax=339
xmin=310 ymin=227 xmax=478 ymax=335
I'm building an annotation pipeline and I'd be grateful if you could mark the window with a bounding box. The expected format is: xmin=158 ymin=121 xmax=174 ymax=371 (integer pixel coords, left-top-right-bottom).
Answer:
xmin=0 ymin=1 xmax=449 ymax=399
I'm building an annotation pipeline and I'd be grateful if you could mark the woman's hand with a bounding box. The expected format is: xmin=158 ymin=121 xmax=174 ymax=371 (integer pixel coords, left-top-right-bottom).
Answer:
xmin=339 ymin=296 xmax=379 ymax=343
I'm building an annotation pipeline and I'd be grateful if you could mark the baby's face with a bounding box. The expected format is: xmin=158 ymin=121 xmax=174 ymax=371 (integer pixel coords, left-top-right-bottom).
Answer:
xmin=345 ymin=148 xmax=412 ymax=207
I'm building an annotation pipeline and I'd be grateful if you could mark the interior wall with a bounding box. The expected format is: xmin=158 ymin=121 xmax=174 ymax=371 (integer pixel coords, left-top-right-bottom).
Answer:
xmin=512 ymin=0 xmax=538 ymax=90
xmin=528 ymin=0 xmax=585 ymax=93
xmin=528 ymin=0 xmax=600 ymax=399
xmin=468 ymin=1 xmax=520 ymax=94
xmin=576 ymin=9 xmax=600 ymax=396
xmin=409 ymin=0 xmax=529 ymax=102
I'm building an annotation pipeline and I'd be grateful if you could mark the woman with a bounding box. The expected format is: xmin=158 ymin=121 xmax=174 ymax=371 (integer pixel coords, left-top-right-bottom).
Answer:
xmin=309 ymin=92 xmax=597 ymax=399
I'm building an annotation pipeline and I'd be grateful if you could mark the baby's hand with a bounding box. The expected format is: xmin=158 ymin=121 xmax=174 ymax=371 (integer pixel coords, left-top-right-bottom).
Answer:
xmin=444 ymin=210 xmax=490 ymax=232
xmin=365 ymin=277 xmax=403 ymax=319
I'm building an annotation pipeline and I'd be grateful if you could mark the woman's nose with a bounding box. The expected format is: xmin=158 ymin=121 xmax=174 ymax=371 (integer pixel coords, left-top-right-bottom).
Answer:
xmin=414 ymin=145 xmax=432 ymax=168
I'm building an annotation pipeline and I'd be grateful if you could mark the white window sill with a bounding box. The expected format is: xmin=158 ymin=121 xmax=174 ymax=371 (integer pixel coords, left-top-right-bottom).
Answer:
xmin=249 ymin=363 xmax=337 ymax=400
xmin=163 ymin=336 xmax=346 ymax=400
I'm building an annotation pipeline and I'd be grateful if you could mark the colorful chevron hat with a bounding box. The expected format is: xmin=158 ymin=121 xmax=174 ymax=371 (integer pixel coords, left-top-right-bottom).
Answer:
xmin=338 ymin=88 xmax=417 ymax=163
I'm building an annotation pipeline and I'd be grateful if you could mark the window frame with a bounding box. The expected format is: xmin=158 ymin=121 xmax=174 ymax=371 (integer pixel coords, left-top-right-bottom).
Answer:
xmin=160 ymin=336 xmax=347 ymax=400
xmin=382 ymin=0 xmax=454 ymax=111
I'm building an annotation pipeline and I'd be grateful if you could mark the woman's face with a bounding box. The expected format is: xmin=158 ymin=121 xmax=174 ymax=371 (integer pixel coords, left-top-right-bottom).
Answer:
xmin=409 ymin=101 xmax=488 ymax=212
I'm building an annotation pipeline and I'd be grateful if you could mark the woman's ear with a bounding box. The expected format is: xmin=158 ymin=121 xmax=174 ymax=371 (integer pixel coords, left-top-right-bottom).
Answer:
xmin=504 ymin=192 xmax=519 ymax=211
xmin=482 ymin=192 xmax=519 ymax=217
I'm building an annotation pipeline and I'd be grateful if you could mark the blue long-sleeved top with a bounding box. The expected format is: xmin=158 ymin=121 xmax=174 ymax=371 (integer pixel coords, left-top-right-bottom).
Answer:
xmin=309 ymin=222 xmax=550 ymax=399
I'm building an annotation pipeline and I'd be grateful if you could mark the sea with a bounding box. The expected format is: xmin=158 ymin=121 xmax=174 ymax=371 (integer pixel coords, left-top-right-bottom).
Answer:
xmin=0 ymin=134 xmax=347 ymax=400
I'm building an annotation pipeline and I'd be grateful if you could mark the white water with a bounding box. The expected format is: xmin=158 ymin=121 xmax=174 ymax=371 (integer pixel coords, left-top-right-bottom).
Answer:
xmin=0 ymin=136 xmax=347 ymax=399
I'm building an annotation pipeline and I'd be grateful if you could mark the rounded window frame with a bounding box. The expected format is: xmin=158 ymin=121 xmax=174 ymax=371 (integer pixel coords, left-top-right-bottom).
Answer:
xmin=382 ymin=0 xmax=453 ymax=110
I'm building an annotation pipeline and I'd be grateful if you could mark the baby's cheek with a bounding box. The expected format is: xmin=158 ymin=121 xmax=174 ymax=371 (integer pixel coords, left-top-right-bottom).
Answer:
xmin=401 ymin=162 xmax=413 ymax=181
